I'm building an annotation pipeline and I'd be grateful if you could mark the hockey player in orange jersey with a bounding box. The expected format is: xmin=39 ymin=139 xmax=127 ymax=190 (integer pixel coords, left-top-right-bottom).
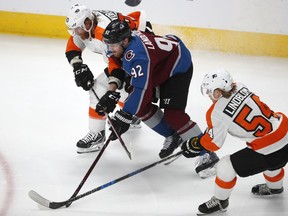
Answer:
xmin=65 ymin=4 xmax=153 ymax=153
xmin=181 ymin=70 xmax=288 ymax=214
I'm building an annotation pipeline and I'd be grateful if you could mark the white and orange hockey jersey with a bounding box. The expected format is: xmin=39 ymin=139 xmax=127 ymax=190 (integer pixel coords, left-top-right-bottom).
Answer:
xmin=65 ymin=10 xmax=147 ymax=73
xmin=200 ymin=83 xmax=288 ymax=155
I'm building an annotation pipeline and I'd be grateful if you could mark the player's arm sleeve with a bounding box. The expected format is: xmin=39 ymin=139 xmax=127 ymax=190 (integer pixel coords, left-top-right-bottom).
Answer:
xmin=122 ymin=58 xmax=151 ymax=116
xmin=126 ymin=11 xmax=147 ymax=31
xmin=123 ymin=86 xmax=155 ymax=117
xmin=65 ymin=36 xmax=83 ymax=66
xmin=200 ymin=105 xmax=228 ymax=151
xmin=118 ymin=13 xmax=138 ymax=30
xmin=107 ymin=57 xmax=126 ymax=89
xmin=93 ymin=26 xmax=106 ymax=54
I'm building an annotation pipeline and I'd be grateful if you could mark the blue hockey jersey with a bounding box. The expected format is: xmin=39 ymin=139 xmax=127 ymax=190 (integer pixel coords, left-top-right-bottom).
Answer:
xmin=121 ymin=31 xmax=193 ymax=117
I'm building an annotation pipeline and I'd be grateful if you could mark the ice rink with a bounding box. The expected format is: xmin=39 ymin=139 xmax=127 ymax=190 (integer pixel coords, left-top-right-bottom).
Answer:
xmin=0 ymin=34 xmax=288 ymax=216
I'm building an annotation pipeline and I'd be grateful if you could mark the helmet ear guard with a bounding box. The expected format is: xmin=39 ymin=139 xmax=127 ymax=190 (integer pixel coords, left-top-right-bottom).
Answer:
xmin=201 ymin=69 xmax=233 ymax=97
xmin=102 ymin=19 xmax=131 ymax=44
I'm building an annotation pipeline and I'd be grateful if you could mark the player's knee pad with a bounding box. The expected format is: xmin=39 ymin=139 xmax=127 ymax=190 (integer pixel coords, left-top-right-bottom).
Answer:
xmin=217 ymin=155 xmax=237 ymax=182
xmin=140 ymin=105 xmax=174 ymax=137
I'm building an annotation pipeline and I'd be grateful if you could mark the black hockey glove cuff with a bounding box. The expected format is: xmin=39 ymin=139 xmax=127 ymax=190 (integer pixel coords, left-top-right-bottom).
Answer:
xmin=95 ymin=91 xmax=121 ymax=116
xmin=109 ymin=110 xmax=133 ymax=140
xmin=181 ymin=136 xmax=204 ymax=158
xmin=109 ymin=68 xmax=126 ymax=89
xmin=73 ymin=63 xmax=94 ymax=91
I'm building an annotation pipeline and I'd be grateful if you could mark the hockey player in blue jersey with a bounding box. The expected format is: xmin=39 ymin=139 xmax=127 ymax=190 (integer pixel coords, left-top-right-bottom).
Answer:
xmin=96 ymin=19 xmax=219 ymax=178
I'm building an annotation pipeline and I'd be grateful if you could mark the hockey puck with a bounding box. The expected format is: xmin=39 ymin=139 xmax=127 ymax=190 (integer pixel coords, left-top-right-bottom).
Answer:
xmin=125 ymin=0 xmax=142 ymax=7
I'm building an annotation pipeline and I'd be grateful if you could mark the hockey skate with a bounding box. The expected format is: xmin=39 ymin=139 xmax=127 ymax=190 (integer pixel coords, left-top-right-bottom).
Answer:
xmin=159 ymin=133 xmax=183 ymax=159
xmin=197 ymin=196 xmax=229 ymax=215
xmin=251 ymin=183 xmax=284 ymax=196
xmin=108 ymin=115 xmax=141 ymax=129
xmin=129 ymin=115 xmax=142 ymax=129
xmin=76 ymin=130 xmax=105 ymax=154
xmin=195 ymin=152 xmax=219 ymax=179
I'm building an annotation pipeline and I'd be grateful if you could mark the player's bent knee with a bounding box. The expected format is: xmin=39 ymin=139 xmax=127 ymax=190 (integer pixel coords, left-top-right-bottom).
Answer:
xmin=217 ymin=155 xmax=237 ymax=182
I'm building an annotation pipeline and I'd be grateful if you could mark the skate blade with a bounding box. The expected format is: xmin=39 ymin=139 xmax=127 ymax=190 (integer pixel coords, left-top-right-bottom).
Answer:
xmin=198 ymin=166 xmax=217 ymax=179
xmin=196 ymin=209 xmax=227 ymax=215
xmin=77 ymin=146 xmax=102 ymax=154
xmin=129 ymin=124 xmax=142 ymax=129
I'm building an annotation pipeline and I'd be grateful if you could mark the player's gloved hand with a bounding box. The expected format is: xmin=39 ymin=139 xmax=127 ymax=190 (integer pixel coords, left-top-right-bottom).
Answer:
xmin=95 ymin=91 xmax=121 ymax=116
xmin=109 ymin=110 xmax=133 ymax=140
xmin=73 ymin=63 xmax=94 ymax=91
xmin=181 ymin=136 xmax=204 ymax=158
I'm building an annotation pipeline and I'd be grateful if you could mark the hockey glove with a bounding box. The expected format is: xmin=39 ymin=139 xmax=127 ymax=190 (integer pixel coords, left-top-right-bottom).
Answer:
xmin=95 ymin=91 xmax=121 ymax=116
xmin=109 ymin=110 xmax=133 ymax=140
xmin=181 ymin=136 xmax=204 ymax=158
xmin=73 ymin=63 xmax=94 ymax=91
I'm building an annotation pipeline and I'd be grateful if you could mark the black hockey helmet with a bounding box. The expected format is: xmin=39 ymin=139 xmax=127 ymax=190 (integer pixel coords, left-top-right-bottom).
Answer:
xmin=103 ymin=19 xmax=131 ymax=44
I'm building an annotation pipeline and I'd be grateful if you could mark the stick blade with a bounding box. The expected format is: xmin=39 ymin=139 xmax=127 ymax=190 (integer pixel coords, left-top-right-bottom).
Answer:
xmin=29 ymin=190 xmax=67 ymax=209
xmin=29 ymin=190 xmax=51 ymax=208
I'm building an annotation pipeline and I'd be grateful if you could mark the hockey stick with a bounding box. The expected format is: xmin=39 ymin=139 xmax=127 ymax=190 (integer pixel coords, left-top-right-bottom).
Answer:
xmin=90 ymin=87 xmax=132 ymax=160
xmin=164 ymin=153 xmax=182 ymax=165
xmin=106 ymin=114 xmax=132 ymax=159
xmin=29 ymin=150 xmax=183 ymax=209
xmin=164 ymin=144 xmax=208 ymax=166
xmin=64 ymin=138 xmax=111 ymax=207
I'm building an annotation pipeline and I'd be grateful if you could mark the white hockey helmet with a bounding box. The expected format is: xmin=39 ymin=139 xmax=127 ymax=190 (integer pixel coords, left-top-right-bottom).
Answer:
xmin=65 ymin=4 xmax=94 ymax=36
xmin=201 ymin=69 xmax=233 ymax=97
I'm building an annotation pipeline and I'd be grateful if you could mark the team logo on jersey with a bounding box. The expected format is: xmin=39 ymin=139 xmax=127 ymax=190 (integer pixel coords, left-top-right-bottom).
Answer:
xmin=125 ymin=50 xmax=135 ymax=61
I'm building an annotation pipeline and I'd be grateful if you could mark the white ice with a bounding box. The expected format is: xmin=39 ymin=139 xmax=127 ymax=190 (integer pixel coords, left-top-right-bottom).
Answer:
xmin=0 ymin=34 xmax=287 ymax=216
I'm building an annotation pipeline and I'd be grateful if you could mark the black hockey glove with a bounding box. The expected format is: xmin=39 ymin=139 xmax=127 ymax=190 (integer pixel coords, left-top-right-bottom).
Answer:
xmin=181 ymin=136 xmax=204 ymax=158
xmin=73 ymin=63 xmax=94 ymax=91
xmin=95 ymin=91 xmax=121 ymax=116
xmin=109 ymin=110 xmax=133 ymax=141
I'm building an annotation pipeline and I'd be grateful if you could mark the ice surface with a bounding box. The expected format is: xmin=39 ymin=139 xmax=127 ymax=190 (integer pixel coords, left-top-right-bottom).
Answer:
xmin=0 ymin=34 xmax=287 ymax=216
